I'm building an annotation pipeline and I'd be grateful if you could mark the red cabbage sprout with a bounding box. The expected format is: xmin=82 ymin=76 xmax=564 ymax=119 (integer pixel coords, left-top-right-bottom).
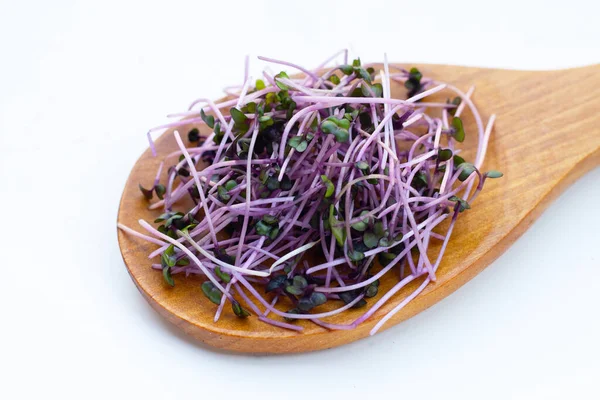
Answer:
xmin=118 ymin=51 xmax=501 ymax=335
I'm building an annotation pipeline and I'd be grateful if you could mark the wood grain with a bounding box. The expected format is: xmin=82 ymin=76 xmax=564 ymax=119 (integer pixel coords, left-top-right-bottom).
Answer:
xmin=117 ymin=64 xmax=600 ymax=353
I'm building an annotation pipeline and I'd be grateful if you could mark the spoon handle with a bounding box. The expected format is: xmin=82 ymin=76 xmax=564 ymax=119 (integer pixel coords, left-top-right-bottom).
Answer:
xmin=492 ymin=64 xmax=600 ymax=183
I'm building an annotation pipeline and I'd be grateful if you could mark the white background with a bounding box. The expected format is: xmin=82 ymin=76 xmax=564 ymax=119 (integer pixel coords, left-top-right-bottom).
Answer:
xmin=1 ymin=1 xmax=598 ymax=399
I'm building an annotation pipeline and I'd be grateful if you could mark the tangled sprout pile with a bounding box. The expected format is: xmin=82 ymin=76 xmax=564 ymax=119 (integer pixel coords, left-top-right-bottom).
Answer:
xmin=119 ymin=51 xmax=501 ymax=335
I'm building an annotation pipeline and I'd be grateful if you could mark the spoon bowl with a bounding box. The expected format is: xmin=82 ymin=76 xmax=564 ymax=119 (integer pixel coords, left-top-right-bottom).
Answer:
xmin=118 ymin=63 xmax=599 ymax=353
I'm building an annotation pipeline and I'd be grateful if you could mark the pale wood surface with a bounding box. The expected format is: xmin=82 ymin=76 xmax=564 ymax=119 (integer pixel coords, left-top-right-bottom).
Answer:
xmin=117 ymin=64 xmax=600 ymax=353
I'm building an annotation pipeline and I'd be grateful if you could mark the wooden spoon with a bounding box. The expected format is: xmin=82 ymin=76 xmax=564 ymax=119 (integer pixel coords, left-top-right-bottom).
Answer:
xmin=117 ymin=64 xmax=600 ymax=353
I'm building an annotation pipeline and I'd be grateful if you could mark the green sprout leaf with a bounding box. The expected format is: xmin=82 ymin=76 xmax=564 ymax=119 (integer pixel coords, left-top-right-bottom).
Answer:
xmin=213 ymin=122 xmax=224 ymax=144
xmin=448 ymin=96 xmax=461 ymax=115
xmin=309 ymin=292 xmax=326 ymax=307
xmin=329 ymin=75 xmax=340 ymax=85
xmin=255 ymin=220 xmax=272 ymax=236
xmin=200 ymin=109 xmax=215 ymax=129
xmin=274 ymin=71 xmax=290 ymax=91
xmin=286 ymin=285 xmax=304 ymax=296
xmin=378 ymin=252 xmax=397 ymax=266
xmin=453 ymin=154 xmax=466 ymax=166
xmin=329 ymin=205 xmax=346 ymax=247
xmin=266 ymin=176 xmax=280 ymax=191
xmin=179 ymin=222 xmax=197 ymax=235
xmin=295 ymin=140 xmax=307 ymax=152
xmin=370 ymin=83 xmax=383 ymax=97
xmin=177 ymin=167 xmax=190 ymax=177
xmin=365 ymin=279 xmax=380 ymax=298
xmin=355 ymin=161 xmax=369 ymax=172
xmin=320 ymin=119 xmax=338 ymax=134
xmin=449 ymin=195 xmax=471 ymax=212
xmin=280 ymin=175 xmax=293 ymax=190
xmin=405 ymin=67 xmax=423 ymax=97
xmin=348 ymin=250 xmax=365 ymax=262
xmin=215 ymin=249 xmax=235 ymax=266
xmin=409 ymin=171 xmax=427 ymax=191
xmin=321 ymin=175 xmax=335 ymax=198
xmin=244 ymin=102 xmax=256 ymax=114
xmin=363 ymin=231 xmax=379 ymax=249
xmin=379 ymin=237 xmax=390 ymax=247
xmin=373 ymin=221 xmax=385 ymax=237
xmin=259 ymin=168 xmax=269 ymax=184
xmin=339 ymin=290 xmax=367 ymax=308
xmin=438 ymin=148 xmax=453 ymax=162
xmin=351 ymin=210 xmax=370 ymax=232
xmin=155 ymin=184 xmax=166 ymax=200
xmin=161 ymin=245 xmax=176 ymax=268
xmin=297 ymin=298 xmax=313 ymax=311
xmin=458 ymin=162 xmax=476 ymax=181
xmin=283 ymin=308 xmax=303 ymax=321
xmin=188 ymin=127 xmax=200 ymax=142
xmin=162 ymin=266 xmax=174 ymax=287
xmin=255 ymin=79 xmax=266 ymax=91
xmin=486 ymin=170 xmax=504 ymax=178
xmin=218 ymin=185 xmax=231 ymax=201
xmin=215 ymin=266 xmax=231 ymax=283
xmin=139 ymin=184 xmax=153 ymax=200
xmin=409 ymin=67 xmax=422 ymax=81
xmin=231 ymin=300 xmax=251 ymax=318
xmin=268 ymin=226 xmax=280 ymax=240
xmin=285 ymin=101 xmax=296 ymax=119
xmin=288 ymin=136 xmax=308 ymax=152
xmin=154 ymin=211 xmax=184 ymax=225
xmin=356 ymin=67 xmax=371 ymax=84
xmin=321 ymin=117 xmax=350 ymax=141
xmin=224 ymin=180 xmax=237 ymax=191
xmin=451 ymin=116 xmax=465 ymax=142
xmin=266 ymin=275 xmax=287 ymax=293
xmin=333 ymin=128 xmax=349 ymax=143
xmin=201 ymin=281 xmax=223 ymax=305
xmin=336 ymin=119 xmax=350 ymax=130
xmin=292 ymin=275 xmax=308 ymax=289
xmin=297 ymin=292 xmax=327 ymax=312
xmin=258 ymin=114 xmax=272 ymax=123
xmin=340 ymin=65 xmax=354 ymax=75
xmin=230 ymin=107 xmax=248 ymax=125
xmin=265 ymin=92 xmax=277 ymax=105
xmin=262 ymin=215 xmax=279 ymax=225
xmin=175 ymin=258 xmax=189 ymax=266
